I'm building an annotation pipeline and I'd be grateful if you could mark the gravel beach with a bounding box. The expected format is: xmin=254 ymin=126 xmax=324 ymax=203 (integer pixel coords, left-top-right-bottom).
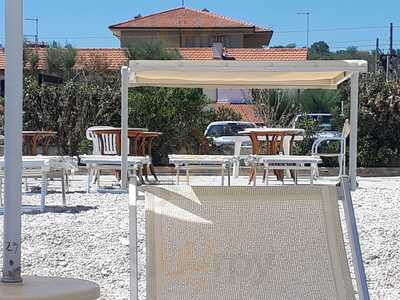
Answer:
xmin=0 ymin=175 xmax=399 ymax=299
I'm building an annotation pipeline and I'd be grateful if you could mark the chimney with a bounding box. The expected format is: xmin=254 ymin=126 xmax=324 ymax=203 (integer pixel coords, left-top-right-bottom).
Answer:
xmin=212 ymin=43 xmax=223 ymax=59
xmin=134 ymin=14 xmax=142 ymax=19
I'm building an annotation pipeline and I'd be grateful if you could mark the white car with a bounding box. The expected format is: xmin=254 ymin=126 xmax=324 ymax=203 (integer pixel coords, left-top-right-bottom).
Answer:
xmin=293 ymin=113 xmax=341 ymax=138
xmin=204 ymin=121 xmax=256 ymax=154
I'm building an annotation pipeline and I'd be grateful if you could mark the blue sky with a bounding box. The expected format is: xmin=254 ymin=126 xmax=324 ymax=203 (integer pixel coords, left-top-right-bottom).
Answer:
xmin=0 ymin=0 xmax=400 ymax=51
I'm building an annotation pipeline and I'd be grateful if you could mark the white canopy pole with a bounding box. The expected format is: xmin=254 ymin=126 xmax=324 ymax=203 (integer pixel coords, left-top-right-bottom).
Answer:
xmin=349 ymin=72 xmax=359 ymax=190
xmin=2 ymin=0 xmax=23 ymax=283
xmin=121 ymin=66 xmax=129 ymax=190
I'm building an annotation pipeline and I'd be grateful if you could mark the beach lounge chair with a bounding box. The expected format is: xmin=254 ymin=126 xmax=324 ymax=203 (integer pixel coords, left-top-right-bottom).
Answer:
xmin=129 ymin=177 xmax=369 ymax=300
xmin=0 ymin=156 xmax=76 ymax=212
xmin=247 ymin=155 xmax=322 ymax=185
xmin=80 ymin=155 xmax=150 ymax=192
xmin=168 ymin=154 xmax=238 ymax=186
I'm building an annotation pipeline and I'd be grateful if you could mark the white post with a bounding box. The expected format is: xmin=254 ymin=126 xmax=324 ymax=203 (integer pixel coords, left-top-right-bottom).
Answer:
xmin=2 ymin=0 xmax=23 ymax=283
xmin=349 ymin=72 xmax=359 ymax=190
xmin=129 ymin=176 xmax=138 ymax=300
xmin=121 ymin=67 xmax=129 ymax=190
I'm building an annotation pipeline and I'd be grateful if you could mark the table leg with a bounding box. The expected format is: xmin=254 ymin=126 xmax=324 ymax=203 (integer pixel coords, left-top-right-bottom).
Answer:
xmin=0 ymin=177 xmax=3 ymax=207
xmin=31 ymin=136 xmax=40 ymax=156
xmin=87 ymin=165 xmax=92 ymax=193
xmin=310 ymin=165 xmax=314 ymax=185
xmin=176 ymin=165 xmax=180 ymax=185
xmin=186 ymin=166 xmax=190 ymax=185
xmin=24 ymin=177 xmax=29 ymax=192
xmin=221 ymin=164 xmax=225 ymax=186
xmin=147 ymin=137 xmax=159 ymax=181
xmin=61 ymin=169 xmax=66 ymax=206
xmin=233 ymin=140 xmax=241 ymax=178
xmin=149 ymin=164 xmax=158 ymax=182
xmin=248 ymin=133 xmax=261 ymax=185
xmin=40 ymin=174 xmax=48 ymax=212
xmin=138 ymin=165 xmax=144 ymax=185
xmin=227 ymin=163 xmax=231 ymax=187
xmin=253 ymin=161 xmax=257 ymax=187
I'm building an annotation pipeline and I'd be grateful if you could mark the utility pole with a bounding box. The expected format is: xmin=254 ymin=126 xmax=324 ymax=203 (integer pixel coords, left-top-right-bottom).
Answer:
xmin=375 ymin=38 xmax=379 ymax=73
xmin=387 ymin=23 xmax=393 ymax=81
xmin=2 ymin=0 xmax=24 ymax=284
xmin=389 ymin=22 xmax=393 ymax=55
xmin=181 ymin=0 xmax=185 ymax=7
xmin=25 ymin=17 xmax=39 ymax=46
xmin=297 ymin=12 xmax=310 ymax=48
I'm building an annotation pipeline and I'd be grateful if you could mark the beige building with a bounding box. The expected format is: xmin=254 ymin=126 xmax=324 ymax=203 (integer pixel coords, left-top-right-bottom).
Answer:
xmin=109 ymin=7 xmax=273 ymax=48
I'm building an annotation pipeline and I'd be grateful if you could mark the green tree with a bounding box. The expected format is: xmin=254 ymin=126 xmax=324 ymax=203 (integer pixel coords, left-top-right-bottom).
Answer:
xmin=253 ymin=89 xmax=300 ymax=127
xmin=271 ymin=43 xmax=297 ymax=49
xmin=298 ymin=89 xmax=340 ymax=113
xmin=46 ymin=42 xmax=78 ymax=79
xmin=127 ymin=41 xmax=182 ymax=60
xmin=309 ymin=41 xmax=331 ymax=59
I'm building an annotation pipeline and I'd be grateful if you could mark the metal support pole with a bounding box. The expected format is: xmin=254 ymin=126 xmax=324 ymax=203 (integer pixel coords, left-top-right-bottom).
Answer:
xmin=129 ymin=175 xmax=139 ymax=300
xmin=121 ymin=67 xmax=129 ymax=190
xmin=341 ymin=177 xmax=370 ymax=300
xmin=2 ymin=0 xmax=23 ymax=283
xmin=349 ymin=72 xmax=359 ymax=191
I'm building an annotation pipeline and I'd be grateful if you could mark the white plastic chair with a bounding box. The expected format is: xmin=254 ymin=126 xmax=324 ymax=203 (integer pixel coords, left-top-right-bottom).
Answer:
xmin=312 ymin=119 xmax=350 ymax=177
xmin=85 ymin=126 xmax=117 ymax=184
xmin=85 ymin=126 xmax=116 ymax=155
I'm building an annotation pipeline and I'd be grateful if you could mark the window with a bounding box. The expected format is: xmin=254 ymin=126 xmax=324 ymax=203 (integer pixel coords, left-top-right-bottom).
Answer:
xmin=209 ymin=35 xmax=226 ymax=46
xmin=0 ymin=80 xmax=4 ymax=97
xmin=206 ymin=125 xmax=224 ymax=137
xmin=206 ymin=123 xmax=256 ymax=137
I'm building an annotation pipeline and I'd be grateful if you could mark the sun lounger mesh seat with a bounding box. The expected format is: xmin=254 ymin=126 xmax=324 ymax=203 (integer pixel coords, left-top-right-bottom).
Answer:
xmin=141 ymin=185 xmax=361 ymax=300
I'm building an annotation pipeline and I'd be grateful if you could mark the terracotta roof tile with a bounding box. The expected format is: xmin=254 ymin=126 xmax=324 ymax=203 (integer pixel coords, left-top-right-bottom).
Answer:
xmin=0 ymin=48 xmax=5 ymax=71
xmin=0 ymin=47 xmax=307 ymax=72
xmin=0 ymin=48 xmax=128 ymax=72
xmin=179 ymin=48 xmax=308 ymax=61
xmin=75 ymin=48 xmax=128 ymax=70
xmin=213 ymin=103 xmax=263 ymax=124
xmin=110 ymin=7 xmax=270 ymax=31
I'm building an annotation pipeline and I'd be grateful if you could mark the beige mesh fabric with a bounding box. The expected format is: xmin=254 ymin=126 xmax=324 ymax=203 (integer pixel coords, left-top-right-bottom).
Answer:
xmin=134 ymin=71 xmax=346 ymax=89
xmin=144 ymin=185 xmax=355 ymax=300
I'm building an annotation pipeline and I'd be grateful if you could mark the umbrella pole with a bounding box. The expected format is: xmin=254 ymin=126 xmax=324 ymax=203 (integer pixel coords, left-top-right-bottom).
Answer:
xmin=2 ymin=0 xmax=23 ymax=283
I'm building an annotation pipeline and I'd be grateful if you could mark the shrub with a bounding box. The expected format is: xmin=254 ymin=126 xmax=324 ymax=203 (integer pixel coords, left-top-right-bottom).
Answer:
xmin=356 ymin=74 xmax=400 ymax=167
xmin=253 ymin=89 xmax=300 ymax=127
xmin=128 ymin=87 xmax=242 ymax=164
xmin=46 ymin=42 xmax=78 ymax=80
xmin=23 ymin=74 xmax=121 ymax=155
xmin=127 ymin=41 xmax=182 ymax=60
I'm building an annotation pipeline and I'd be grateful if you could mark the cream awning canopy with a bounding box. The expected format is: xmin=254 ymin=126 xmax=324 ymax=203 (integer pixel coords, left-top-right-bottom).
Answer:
xmin=128 ymin=60 xmax=368 ymax=89
xmin=121 ymin=59 xmax=368 ymax=191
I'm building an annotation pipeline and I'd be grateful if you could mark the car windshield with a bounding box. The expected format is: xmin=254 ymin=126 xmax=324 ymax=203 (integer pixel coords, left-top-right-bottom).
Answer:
xmin=206 ymin=123 xmax=255 ymax=137
xmin=296 ymin=115 xmax=333 ymax=131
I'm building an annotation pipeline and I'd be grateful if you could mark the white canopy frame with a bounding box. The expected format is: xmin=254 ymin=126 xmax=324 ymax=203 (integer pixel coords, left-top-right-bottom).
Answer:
xmin=120 ymin=59 xmax=368 ymax=190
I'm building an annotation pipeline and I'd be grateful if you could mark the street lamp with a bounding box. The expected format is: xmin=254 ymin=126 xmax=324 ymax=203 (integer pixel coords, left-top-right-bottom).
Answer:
xmin=297 ymin=12 xmax=310 ymax=48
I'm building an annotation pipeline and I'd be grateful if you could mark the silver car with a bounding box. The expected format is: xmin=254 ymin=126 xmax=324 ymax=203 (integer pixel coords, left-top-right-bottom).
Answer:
xmin=204 ymin=121 xmax=256 ymax=154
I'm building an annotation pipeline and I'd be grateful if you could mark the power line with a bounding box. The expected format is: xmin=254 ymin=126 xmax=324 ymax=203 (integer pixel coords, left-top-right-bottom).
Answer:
xmin=275 ymin=25 xmax=388 ymax=34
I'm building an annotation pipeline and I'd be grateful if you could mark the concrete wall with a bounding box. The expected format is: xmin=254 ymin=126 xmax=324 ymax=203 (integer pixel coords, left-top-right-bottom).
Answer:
xmin=0 ymin=71 xmax=4 ymax=98
xmin=120 ymin=29 xmax=267 ymax=48
xmin=202 ymin=88 xmax=218 ymax=102
xmin=121 ymin=31 xmax=181 ymax=48
xmin=243 ymin=33 xmax=269 ymax=48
